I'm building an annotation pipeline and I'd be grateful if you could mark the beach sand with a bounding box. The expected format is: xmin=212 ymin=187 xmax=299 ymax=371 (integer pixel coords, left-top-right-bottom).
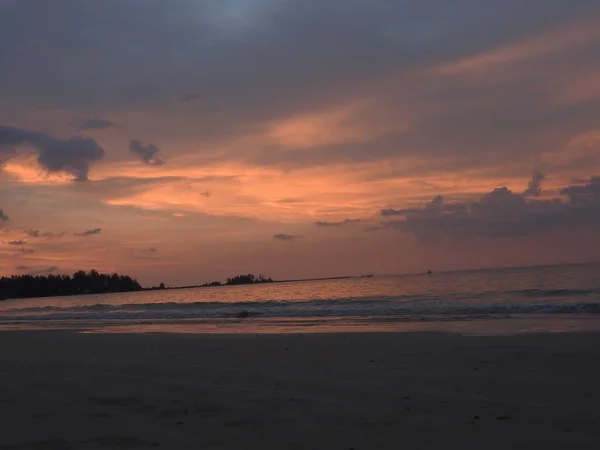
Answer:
xmin=1 ymin=330 xmax=600 ymax=449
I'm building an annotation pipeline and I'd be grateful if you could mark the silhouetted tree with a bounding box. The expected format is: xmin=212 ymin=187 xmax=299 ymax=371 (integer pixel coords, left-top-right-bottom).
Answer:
xmin=225 ymin=273 xmax=274 ymax=285
xmin=0 ymin=270 xmax=142 ymax=300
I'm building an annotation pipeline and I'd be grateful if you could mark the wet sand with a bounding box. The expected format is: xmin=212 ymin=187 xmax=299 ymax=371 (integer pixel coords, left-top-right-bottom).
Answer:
xmin=1 ymin=330 xmax=600 ymax=449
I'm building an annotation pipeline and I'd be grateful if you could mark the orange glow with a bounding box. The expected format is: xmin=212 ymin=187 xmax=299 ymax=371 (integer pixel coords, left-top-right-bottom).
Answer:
xmin=2 ymin=158 xmax=73 ymax=184
xmin=3 ymin=12 xmax=600 ymax=285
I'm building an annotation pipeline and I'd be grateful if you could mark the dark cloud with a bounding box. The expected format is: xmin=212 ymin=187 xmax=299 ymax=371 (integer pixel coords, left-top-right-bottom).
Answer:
xmin=382 ymin=175 xmax=600 ymax=240
xmin=26 ymin=229 xmax=41 ymax=238
xmin=560 ymin=176 xmax=600 ymax=206
xmin=18 ymin=248 xmax=35 ymax=254
xmin=382 ymin=196 xmax=456 ymax=217
xmin=0 ymin=209 xmax=8 ymax=221
xmin=26 ymin=229 xmax=64 ymax=238
xmin=142 ymin=247 xmax=158 ymax=253
xmin=524 ymin=171 xmax=546 ymax=197
xmin=382 ymin=207 xmax=420 ymax=217
xmin=74 ymin=228 xmax=102 ymax=237
xmin=15 ymin=265 xmax=29 ymax=271
xmin=78 ymin=118 xmax=116 ymax=131
xmin=129 ymin=140 xmax=165 ymax=166
xmin=381 ymin=196 xmax=443 ymax=217
xmin=273 ymin=233 xmax=295 ymax=241
xmin=315 ymin=219 xmax=361 ymax=227
xmin=0 ymin=125 xmax=105 ymax=181
xmin=7 ymin=240 xmax=25 ymax=245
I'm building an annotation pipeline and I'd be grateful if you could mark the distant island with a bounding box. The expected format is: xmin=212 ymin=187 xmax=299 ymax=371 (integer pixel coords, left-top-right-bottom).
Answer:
xmin=205 ymin=273 xmax=274 ymax=287
xmin=145 ymin=273 xmax=275 ymax=291
xmin=151 ymin=274 xmax=361 ymax=291
xmin=0 ymin=270 xmax=141 ymax=300
xmin=1 ymin=270 xmax=367 ymax=300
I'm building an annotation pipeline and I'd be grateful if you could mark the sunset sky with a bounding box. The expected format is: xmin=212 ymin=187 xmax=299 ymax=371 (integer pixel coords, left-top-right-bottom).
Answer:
xmin=1 ymin=0 xmax=600 ymax=286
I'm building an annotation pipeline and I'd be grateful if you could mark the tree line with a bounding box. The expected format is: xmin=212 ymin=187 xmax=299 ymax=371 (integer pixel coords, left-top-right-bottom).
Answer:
xmin=0 ymin=270 xmax=142 ymax=300
xmin=226 ymin=273 xmax=273 ymax=285
xmin=201 ymin=273 xmax=274 ymax=287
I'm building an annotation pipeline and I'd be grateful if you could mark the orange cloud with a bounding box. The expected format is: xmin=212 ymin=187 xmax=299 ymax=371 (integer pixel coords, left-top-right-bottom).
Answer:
xmin=95 ymin=155 xmax=557 ymax=225
xmin=436 ymin=20 xmax=600 ymax=76
xmin=265 ymin=100 xmax=409 ymax=150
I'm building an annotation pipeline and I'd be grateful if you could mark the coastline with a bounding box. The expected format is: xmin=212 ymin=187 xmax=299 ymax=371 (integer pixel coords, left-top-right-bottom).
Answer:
xmin=2 ymin=329 xmax=600 ymax=448
xmin=2 ymin=314 xmax=600 ymax=335
xmin=142 ymin=275 xmax=359 ymax=292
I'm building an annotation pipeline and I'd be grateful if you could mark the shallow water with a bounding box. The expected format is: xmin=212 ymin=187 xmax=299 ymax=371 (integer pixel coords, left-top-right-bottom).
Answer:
xmin=1 ymin=262 xmax=599 ymax=334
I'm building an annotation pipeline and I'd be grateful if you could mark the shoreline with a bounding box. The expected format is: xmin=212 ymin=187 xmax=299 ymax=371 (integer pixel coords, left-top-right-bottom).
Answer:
xmin=2 ymin=314 xmax=600 ymax=336
xmin=0 ymin=276 xmax=361 ymax=302
xmin=143 ymin=275 xmax=359 ymax=292
xmin=2 ymin=330 xmax=600 ymax=448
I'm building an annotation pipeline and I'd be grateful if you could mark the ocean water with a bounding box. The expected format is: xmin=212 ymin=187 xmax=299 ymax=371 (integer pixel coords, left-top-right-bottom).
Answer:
xmin=1 ymin=263 xmax=600 ymax=334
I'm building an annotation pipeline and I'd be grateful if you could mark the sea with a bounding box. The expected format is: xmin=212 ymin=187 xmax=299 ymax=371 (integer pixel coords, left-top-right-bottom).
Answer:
xmin=1 ymin=262 xmax=600 ymax=335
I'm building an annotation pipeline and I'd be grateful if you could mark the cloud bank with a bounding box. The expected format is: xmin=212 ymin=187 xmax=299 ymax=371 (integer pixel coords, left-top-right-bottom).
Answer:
xmin=382 ymin=174 xmax=600 ymax=240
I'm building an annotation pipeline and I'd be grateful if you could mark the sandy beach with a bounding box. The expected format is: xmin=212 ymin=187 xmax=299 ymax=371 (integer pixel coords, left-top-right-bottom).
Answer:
xmin=1 ymin=330 xmax=600 ymax=449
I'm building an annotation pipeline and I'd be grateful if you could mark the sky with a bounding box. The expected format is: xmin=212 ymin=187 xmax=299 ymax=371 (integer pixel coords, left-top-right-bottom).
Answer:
xmin=1 ymin=0 xmax=600 ymax=286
